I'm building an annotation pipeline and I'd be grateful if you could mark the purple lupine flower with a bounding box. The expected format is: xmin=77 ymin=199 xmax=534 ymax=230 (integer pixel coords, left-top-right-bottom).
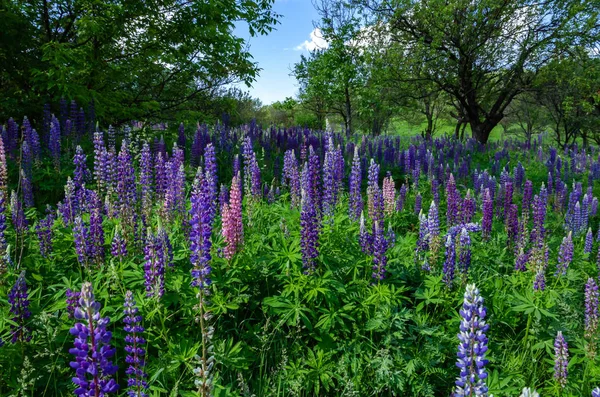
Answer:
xmin=462 ymin=190 xmax=476 ymax=224
xmin=585 ymin=278 xmax=599 ymax=344
xmin=204 ymin=144 xmax=218 ymax=219
xmin=506 ymin=204 xmax=519 ymax=244
xmin=414 ymin=192 xmax=422 ymax=216
xmin=443 ymin=234 xmax=457 ymax=287
xmin=117 ymin=142 xmax=137 ymax=229
xmin=36 ymin=208 xmax=55 ymax=258
xmin=556 ymin=232 xmax=573 ymax=276
xmin=415 ymin=212 xmax=429 ymax=255
xmin=372 ymin=221 xmax=389 ymax=281
xmin=454 ymin=283 xmax=489 ymax=397
xmin=585 ymin=228 xmax=594 ymax=254
xmin=8 ymin=271 xmax=31 ymax=343
xmin=190 ymin=167 xmax=213 ymax=290
xmin=154 ymin=152 xmax=167 ymax=200
xmin=139 ymin=143 xmax=153 ymax=223
xmin=49 ymin=116 xmax=61 ymax=169
xmin=66 ymin=288 xmax=80 ymax=319
xmin=553 ymin=331 xmax=569 ymax=388
xmin=93 ymin=131 xmax=107 ymax=193
xmin=144 ymin=230 xmax=165 ymax=298
xmin=593 ymin=388 xmax=600 ymax=397
xmin=242 ymin=136 xmax=262 ymax=199
xmin=428 ymin=201 xmax=440 ymax=240
xmin=0 ymin=193 xmax=7 ymax=267
xmin=10 ymin=190 xmax=27 ymax=234
xmin=74 ymin=216 xmax=89 ymax=267
xmin=482 ymin=189 xmax=493 ymax=240
xmin=307 ymin=146 xmax=321 ymax=211
xmin=21 ymin=141 xmax=32 ymax=179
xmin=503 ymin=181 xmax=514 ymax=221
xmin=300 ymin=188 xmax=320 ymax=274
xmin=283 ymin=150 xmax=301 ymax=209
xmin=359 ymin=212 xmax=373 ymax=254
xmin=533 ymin=244 xmax=549 ymax=291
xmin=89 ymin=202 xmax=105 ymax=265
xmin=458 ymin=228 xmax=471 ymax=274
xmin=322 ymin=138 xmax=336 ymax=217
xmin=21 ymin=168 xmax=34 ymax=208
xmin=123 ymin=291 xmax=148 ymax=397
xmin=111 ymin=229 xmax=127 ymax=258
xmin=0 ymin=134 xmax=8 ymax=196
xmin=446 ymin=174 xmax=460 ymax=226
xmin=397 ymin=184 xmax=408 ymax=212
xmin=177 ymin=122 xmax=186 ymax=150
xmin=73 ymin=146 xmax=89 ymax=201
xmin=69 ymin=282 xmax=119 ymax=396
xmin=59 ymin=177 xmax=78 ymax=225
xmin=531 ymin=194 xmax=546 ymax=245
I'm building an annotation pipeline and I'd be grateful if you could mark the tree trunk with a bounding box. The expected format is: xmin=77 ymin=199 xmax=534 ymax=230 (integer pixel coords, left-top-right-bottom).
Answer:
xmin=344 ymin=85 xmax=352 ymax=133
xmin=470 ymin=115 xmax=502 ymax=144
xmin=454 ymin=121 xmax=462 ymax=140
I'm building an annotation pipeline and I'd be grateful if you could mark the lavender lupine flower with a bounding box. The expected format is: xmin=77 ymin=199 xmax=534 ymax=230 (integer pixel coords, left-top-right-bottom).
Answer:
xmin=36 ymin=208 xmax=55 ymax=258
xmin=10 ymin=190 xmax=27 ymax=234
xmin=556 ymin=232 xmax=574 ymax=276
xmin=414 ymin=192 xmax=422 ymax=216
xmin=93 ymin=131 xmax=107 ymax=193
xmin=307 ymin=146 xmax=321 ymax=211
xmin=21 ymin=141 xmax=32 ymax=179
xmin=157 ymin=227 xmax=173 ymax=268
xmin=522 ymin=180 xmax=533 ymax=214
xmin=300 ymin=188 xmax=320 ymax=274
xmin=592 ymin=388 xmax=600 ymax=397
xmin=49 ymin=116 xmax=61 ymax=169
xmin=74 ymin=216 xmax=90 ymax=267
xmin=123 ymin=291 xmax=148 ymax=397
xmin=0 ymin=193 xmax=7 ymax=272
xmin=454 ymin=283 xmax=489 ymax=397
xmin=117 ymin=142 xmax=137 ymax=230
xmin=519 ymin=388 xmax=539 ymax=397
xmin=553 ymin=331 xmax=569 ymax=388
xmin=189 ymin=167 xmax=213 ymax=290
xmin=222 ymin=175 xmax=243 ymax=261
xmin=177 ymin=122 xmax=186 ymax=150
xmin=89 ymin=203 xmax=105 ymax=265
xmin=139 ymin=143 xmax=153 ymax=224
xmin=586 ymin=228 xmax=594 ymax=254
xmin=367 ymin=159 xmax=380 ymax=221
xmin=8 ymin=271 xmax=31 ymax=343
xmin=446 ymin=174 xmax=460 ymax=226
xmin=0 ymin=135 xmax=7 ymax=196
xmin=382 ymin=173 xmax=396 ymax=217
xmin=322 ymin=139 xmax=336 ymax=217
xmin=397 ymin=184 xmax=407 ymax=212
xmin=415 ymin=212 xmax=429 ymax=255
xmin=462 ymin=190 xmax=476 ymax=224
xmin=144 ymin=231 xmax=165 ymax=298
xmin=359 ymin=212 xmax=373 ymax=254
xmin=21 ymin=168 xmax=34 ymax=208
xmin=372 ymin=221 xmax=389 ymax=281
xmin=242 ymin=136 xmax=262 ymax=199
xmin=443 ymin=234 xmax=457 ymax=287
xmin=585 ymin=278 xmax=599 ymax=340
xmin=482 ymin=189 xmax=493 ymax=240
xmin=531 ymin=194 xmax=546 ymax=245
xmin=204 ymin=144 xmax=218 ymax=220
xmin=69 ymin=282 xmax=119 ymax=396
xmin=458 ymin=228 xmax=472 ymax=274
xmin=154 ymin=152 xmax=167 ymax=200
xmin=66 ymin=289 xmax=80 ymax=319
xmin=506 ymin=204 xmax=519 ymax=244
xmin=283 ymin=150 xmax=301 ymax=209
xmin=73 ymin=146 xmax=89 ymax=200
xmin=532 ymin=244 xmax=549 ymax=291
xmin=111 ymin=229 xmax=128 ymax=258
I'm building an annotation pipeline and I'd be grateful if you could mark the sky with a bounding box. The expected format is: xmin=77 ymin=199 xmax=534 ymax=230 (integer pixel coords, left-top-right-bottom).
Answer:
xmin=234 ymin=0 xmax=327 ymax=105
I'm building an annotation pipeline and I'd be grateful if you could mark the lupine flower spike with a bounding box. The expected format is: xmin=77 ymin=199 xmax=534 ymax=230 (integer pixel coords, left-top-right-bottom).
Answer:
xmin=553 ymin=331 xmax=569 ymax=389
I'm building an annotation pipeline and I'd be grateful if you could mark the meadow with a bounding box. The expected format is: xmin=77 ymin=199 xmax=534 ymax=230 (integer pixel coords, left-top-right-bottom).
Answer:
xmin=0 ymin=110 xmax=600 ymax=397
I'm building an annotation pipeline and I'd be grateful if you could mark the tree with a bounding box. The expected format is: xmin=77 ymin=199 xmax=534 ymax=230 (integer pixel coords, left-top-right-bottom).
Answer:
xmin=0 ymin=0 xmax=280 ymax=124
xmin=354 ymin=0 xmax=599 ymax=143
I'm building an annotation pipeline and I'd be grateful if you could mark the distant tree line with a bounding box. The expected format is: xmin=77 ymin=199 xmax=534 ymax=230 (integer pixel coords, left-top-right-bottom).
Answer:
xmin=291 ymin=0 xmax=600 ymax=146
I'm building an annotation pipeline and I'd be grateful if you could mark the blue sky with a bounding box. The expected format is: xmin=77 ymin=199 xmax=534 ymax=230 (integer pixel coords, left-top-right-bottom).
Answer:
xmin=234 ymin=0 xmax=324 ymax=105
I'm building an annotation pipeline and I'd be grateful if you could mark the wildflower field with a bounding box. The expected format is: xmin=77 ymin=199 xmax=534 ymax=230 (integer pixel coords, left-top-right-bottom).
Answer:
xmin=1 ymin=107 xmax=600 ymax=397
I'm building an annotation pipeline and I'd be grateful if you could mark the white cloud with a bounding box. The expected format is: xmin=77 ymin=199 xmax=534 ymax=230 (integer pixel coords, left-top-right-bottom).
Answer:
xmin=294 ymin=28 xmax=329 ymax=51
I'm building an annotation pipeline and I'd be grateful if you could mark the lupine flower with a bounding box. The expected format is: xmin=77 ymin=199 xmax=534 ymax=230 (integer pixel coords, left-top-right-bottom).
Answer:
xmin=454 ymin=283 xmax=489 ymax=397
xmin=585 ymin=278 xmax=599 ymax=340
xmin=397 ymin=184 xmax=407 ymax=212
xmin=36 ymin=208 xmax=55 ymax=258
xmin=144 ymin=230 xmax=165 ymax=298
xmin=443 ymin=234 xmax=457 ymax=287
xmin=139 ymin=143 xmax=153 ymax=224
xmin=556 ymin=232 xmax=573 ymax=276
xmin=73 ymin=146 xmax=89 ymax=203
xmin=367 ymin=159 xmax=380 ymax=221
xmin=506 ymin=204 xmax=519 ymax=244
xmin=123 ymin=291 xmax=148 ymax=397
xmin=66 ymin=288 xmax=80 ymax=319
xmin=10 ymin=190 xmax=27 ymax=234
xmin=9 ymin=271 xmax=31 ymax=343
xmin=69 ymin=282 xmax=119 ymax=395
xmin=21 ymin=140 xmax=32 ymax=179
xmin=522 ymin=180 xmax=533 ymax=214
xmin=372 ymin=221 xmax=389 ymax=281
xmin=93 ymin=131 xmax=107 ymax=193
xmin=300 ymin=188 xmax=320 ymax=274
xmin=531 ymin=194 xmax=546 ymax=245
xmin=359 ymin=212 xmax=373 ymax=254
xmin=177 ymin=122 xmax=186 ymax=150
xmin=585 ymin=228 xmax=594 ymax=254
xmin=458 ymin=228 xmax=471 ymax=274
xmin=49 ymin=116 xmax=61 ymax=169
xmin=322 ymin=139 xmax=336 ymax=217
xmin=307 ymin=146 xmax=321 ymax=211
xmin=222 ymin=174 xmax=243 ymax=261
xmin=0 ymin=135 xmax=7 ymax=196
xmin=482 ymin=189 xmax=493 ymax=240
xmin=283 ymin=150 xmax=301 ymax=209
xmin=415 ymin=212 xmax=429 ymax=254
xmin=414 ymin=192 xmax=422 ymax=216
xmin=74 ymin=216 xmax=89 ymax=267
xmin=532 ymin=244 xmax=549 ymax=291
xmin=21 ymin=168 xmax=34 ymax=208
xmin=117 ymin=142 xmax=137 ymax=231
xmin=503 ymin=181 xmax=514 ymax=221
xmin=462 ymin=190 xmax=475 ymax=224
xmin=592 ymin=388 xmax=600 ymax=397
xmin=0 ymin=193 xmax=7 ymax=272
xmin=157 ymin=227 xmax=173 ymax=268
xmin=553 ymin=331 xmax=569 ymax=388
xmin=204 ymin=144 xmax=218 ymax=220
xmin=190 ymin=167 xmax=213 ymax=290
xmin=89 ymin=201 xmax=105 ymax=265
xmin=382 ymin=173 xmax=395 ymax=217
xmin=242 ymin=136 xmax=261 ymax=199
xmin=446 ymin=174 xmax=459 ymax=226
xmin=519 ymin=387 xmax=539 ymax=397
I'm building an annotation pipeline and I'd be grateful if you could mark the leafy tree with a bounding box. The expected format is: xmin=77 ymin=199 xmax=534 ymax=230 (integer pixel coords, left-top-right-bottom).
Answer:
xmin=0 ymin=0 xmax=280 ymax=124
xmin=354 ymin=0 xmax=599 ymax=143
